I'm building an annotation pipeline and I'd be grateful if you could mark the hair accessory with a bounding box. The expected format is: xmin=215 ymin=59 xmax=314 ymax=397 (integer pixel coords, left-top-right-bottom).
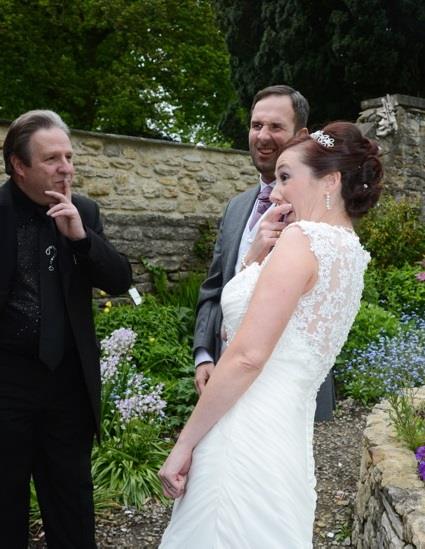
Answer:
xmin=325 ymin=192 xmax=331 ymax=210
xmin=310 ymin=130 xmax=335 ymax=148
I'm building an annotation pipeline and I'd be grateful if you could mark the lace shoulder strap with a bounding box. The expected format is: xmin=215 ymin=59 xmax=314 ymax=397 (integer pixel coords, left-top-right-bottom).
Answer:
xmin=282 ymin=220 xmax=341 ymax=264
xmin=282 ymin=220 xmax=369 ymax=360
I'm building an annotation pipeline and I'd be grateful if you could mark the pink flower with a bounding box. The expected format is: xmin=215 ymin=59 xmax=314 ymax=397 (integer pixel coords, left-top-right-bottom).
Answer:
xmin=416 ymin=272 xmax=425 ymax=282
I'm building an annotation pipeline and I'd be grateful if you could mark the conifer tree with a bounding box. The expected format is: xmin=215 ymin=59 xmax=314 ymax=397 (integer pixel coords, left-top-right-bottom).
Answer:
xmin=214 ymin=0 xmax=425 ymax=145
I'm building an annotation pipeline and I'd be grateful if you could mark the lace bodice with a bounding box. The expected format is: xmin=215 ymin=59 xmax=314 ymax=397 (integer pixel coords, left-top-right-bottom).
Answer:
xmin=222 ymin=221 xmax=370 ymax=366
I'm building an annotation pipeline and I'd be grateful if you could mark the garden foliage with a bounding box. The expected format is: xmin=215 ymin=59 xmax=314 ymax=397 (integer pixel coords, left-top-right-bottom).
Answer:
xmin=335 ymin=195 xmax=425 ymax=405
xmin=356 ymin=196 xmax=425 ymax=269
xmin=0 ymin=0 xmax=236 ymax=145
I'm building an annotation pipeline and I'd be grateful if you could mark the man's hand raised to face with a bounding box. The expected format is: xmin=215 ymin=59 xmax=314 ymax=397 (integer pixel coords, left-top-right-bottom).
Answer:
xmin=45 ymin=180 xmax=87 ymax=241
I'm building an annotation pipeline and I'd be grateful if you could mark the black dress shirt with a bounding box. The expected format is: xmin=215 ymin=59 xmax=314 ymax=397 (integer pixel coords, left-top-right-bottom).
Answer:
xmin=0 ymin=181 xmax=75 ymax=360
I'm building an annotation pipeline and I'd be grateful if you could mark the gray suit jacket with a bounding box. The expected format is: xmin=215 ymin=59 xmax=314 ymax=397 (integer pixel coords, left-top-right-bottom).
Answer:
xmin=193 ymin=185 xmax=259 ymax=363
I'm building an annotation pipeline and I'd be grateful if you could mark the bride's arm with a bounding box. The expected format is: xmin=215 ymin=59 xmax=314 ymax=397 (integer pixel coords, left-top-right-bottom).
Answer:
xmin=159 ymin=226 xmax=317 ymax=497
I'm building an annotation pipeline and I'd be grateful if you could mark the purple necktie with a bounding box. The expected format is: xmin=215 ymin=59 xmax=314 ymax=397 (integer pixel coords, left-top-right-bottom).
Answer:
xmin=249 ymin=185 xmax=273 ymax=230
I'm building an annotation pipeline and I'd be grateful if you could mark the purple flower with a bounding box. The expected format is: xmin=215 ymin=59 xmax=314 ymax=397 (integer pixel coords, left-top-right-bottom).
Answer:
xmin=415 ymin=446 xmax=425 ymax=461
xmin=418 ymin=461 xmax=425 ymax=481
xmin=416 ymin=272 xmax=425 ymax=282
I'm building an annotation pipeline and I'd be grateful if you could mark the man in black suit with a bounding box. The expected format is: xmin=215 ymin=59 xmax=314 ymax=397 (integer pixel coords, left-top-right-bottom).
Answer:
xmin=193 ymin=85 xmax=335 ymax=421
xmin=0 ymin=110 xmax=132 ymax=548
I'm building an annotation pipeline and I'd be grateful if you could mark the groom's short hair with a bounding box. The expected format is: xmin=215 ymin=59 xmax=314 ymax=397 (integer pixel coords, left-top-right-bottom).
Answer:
xmin=251 ymin=85 xmax=310 ymax=132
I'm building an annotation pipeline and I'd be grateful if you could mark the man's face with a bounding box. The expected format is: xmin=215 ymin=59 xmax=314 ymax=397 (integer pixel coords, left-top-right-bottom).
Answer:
xmin=249 ymin=94 xmax=297 ymax=183
xmin=12 ymin=127 xmax=74 ymax=205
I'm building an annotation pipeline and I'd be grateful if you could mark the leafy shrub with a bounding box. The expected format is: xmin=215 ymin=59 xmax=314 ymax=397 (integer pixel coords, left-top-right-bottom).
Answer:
xmin=374 ymin=263 xmax=425 ymax=316
xmin=336 ymin=315 xmax=425 ymax=405
xmin=96 ymin=296 xmax=192 ymax=363
xmin=140 ymin=261 xmax=204 ymax=337
xmin=336 ymin=301 xmax=400 ymax=368
xmin=96 ymin=297 xmax=197 ymax=429
xmin=164 ymin=272 xmax=205 ymax=310
xmin=142 ymin=260 xmax=203 ymax=308
xmin=357 ymin=195 xmax=425 ymax=269
xmin=361 ymin=265 xmax=381 ymax=306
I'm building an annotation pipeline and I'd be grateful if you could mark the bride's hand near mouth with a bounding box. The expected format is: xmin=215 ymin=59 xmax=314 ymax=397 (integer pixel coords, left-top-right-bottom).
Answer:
xmin=243 ymin=203 xmax=292 ymax=267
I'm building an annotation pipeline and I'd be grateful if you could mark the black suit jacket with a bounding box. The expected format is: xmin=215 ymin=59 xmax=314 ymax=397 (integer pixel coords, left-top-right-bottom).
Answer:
xmin=0 ymin=179 xmax=132 ymax=433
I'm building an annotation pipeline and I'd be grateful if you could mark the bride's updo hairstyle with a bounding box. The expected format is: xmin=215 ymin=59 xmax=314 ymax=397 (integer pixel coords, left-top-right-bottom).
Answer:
xmin=282 ymin=121 xmax=383 ymax=218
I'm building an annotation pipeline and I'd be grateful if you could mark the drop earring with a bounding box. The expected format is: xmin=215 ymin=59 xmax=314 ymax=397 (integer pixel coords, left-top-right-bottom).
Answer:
xmin=325 ymin=192 xmax=331 ymax=210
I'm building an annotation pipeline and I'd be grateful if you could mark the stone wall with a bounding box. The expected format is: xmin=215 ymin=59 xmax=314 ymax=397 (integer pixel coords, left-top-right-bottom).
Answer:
xmin=0 ymin=124 xmax=257 ymax=291
xmin=353 ymin=388 xmax=425 ymax=548
xmin=0 ymin=94 xmax=424 ymax=292
xmin=358 ymin=94 xmax=425 ymax=212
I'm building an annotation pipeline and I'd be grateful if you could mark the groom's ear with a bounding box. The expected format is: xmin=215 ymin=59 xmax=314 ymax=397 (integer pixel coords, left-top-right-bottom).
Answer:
xmin=295 ymin=127 xmax=309 ymax=138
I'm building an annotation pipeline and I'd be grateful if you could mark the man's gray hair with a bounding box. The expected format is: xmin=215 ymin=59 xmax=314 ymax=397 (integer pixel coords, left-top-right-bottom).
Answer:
xmin=251 ymin=85 xmax=310 ymax=131
xmin=3 ymin=110 xmax=70 ymax=175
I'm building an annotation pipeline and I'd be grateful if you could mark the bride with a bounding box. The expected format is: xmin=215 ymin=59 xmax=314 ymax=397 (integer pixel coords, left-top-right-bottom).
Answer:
xmin=158 ymin=121 xmax=383 ymax=548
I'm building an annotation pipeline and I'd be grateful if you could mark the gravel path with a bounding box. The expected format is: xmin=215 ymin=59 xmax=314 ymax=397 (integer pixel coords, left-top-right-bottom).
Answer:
xmin=30 ymin=398 xmax=368 ymax=548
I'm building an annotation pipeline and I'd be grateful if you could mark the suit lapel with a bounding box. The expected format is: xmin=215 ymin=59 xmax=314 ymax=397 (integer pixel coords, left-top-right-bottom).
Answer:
xmin=225 ymin=185 xmax=259 ymax=279
xmin=0 ymin=180 xmax=17 ymax=307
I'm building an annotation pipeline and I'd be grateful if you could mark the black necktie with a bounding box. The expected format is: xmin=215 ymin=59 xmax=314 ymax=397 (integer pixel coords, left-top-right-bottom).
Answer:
xmin=38 ymin=217 xmax=65 ymax=370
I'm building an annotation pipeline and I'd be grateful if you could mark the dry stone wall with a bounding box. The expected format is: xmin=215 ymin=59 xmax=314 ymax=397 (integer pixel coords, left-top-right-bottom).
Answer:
xmin=353 ymin=388 xmax=425 ymax=548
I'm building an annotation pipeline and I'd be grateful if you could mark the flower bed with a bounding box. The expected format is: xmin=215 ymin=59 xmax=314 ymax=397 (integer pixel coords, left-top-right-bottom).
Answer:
xmin=353 ymin=387 xmax=425 ymax=547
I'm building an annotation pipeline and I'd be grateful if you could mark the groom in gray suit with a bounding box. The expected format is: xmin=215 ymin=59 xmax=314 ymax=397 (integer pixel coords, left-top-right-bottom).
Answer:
xmin=193 ymin=84 xmax=335 ymax=421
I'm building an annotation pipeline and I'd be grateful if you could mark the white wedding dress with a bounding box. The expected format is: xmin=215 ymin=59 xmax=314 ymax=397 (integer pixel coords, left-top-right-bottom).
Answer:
xmin=160 ymin=221 xmax=370 ymax=549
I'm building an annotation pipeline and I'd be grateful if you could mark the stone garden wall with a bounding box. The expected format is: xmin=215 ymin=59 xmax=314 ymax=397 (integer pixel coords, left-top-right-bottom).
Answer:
xmin=358 ymin=94 xmax=425 ymax=211
xmin=0 ymin=93 xmax=424 ymax=292
xmin=353 ymin=387 xmax=425 ymax=548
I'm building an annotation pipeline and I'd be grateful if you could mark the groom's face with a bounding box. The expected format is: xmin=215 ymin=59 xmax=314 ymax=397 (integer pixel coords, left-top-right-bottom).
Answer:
xmin=249 ymin=95 xmax=297 ymax=183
